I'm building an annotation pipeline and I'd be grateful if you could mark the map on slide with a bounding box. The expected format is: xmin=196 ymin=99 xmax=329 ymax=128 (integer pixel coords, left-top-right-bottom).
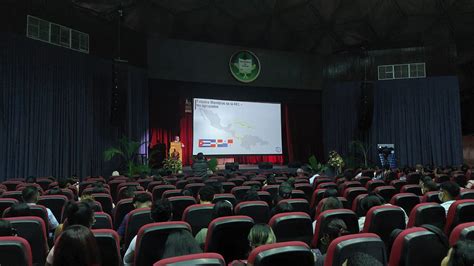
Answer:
xmin=193 ymin=98 xmax=282 ymax=155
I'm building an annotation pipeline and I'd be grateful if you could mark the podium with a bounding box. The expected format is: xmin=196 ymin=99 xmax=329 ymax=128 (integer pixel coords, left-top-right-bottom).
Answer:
xmin=169 ymin=141 xmax=183 ymax=162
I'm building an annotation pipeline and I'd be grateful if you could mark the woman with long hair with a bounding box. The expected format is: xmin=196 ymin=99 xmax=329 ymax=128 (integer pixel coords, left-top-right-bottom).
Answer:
xmin=52 ymin=225 xmax=100 ymax=266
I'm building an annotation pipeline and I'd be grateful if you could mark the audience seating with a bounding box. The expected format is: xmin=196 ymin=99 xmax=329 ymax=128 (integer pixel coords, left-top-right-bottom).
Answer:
xmin=4 ymin=216 xmax=48 ymax=265
xmin=422 ymin=191 xmax=442 ymax=203
xmin=112 ymin=198 xmax=134 ymax=229
xmin=235 ymin=201 xmax=270 ymax=224
xmin=390 ymin=193 xmax=420 ymax=214
xmin=312 ymin=178 xmax=333 ymax=190
xmin=37 ymin=195 xmax=67 ymax=222
xmin=36 ymin=178 xmax=53 ymax=191
xmin=310 ymin=189 xmax=328 ymax=210
xmin=291 ymin=189 xmax=306 ymax=199
xmin=221 ymin=182 xmax=236 ymax=193
xmin=152 ymin=185 xmax=176 ymax=201
xmin=1 ymin=191 xmax=23 ymax=202
xmin=256 ymin=191 xmax=272 ymax=207
xmin=449 ymin=222 xmax=474 ymax=246
xmin=343 ymin=187 xmax=368 ymax=206
xmin=168 ymin=196 xmax=196 ymax=221
xmin=154 ymin=253 xmax=225 ymax=266
xmin=407 ymin=203 xmax=446 ymax=230
xmin=315 ymin=197 xmax=349 ymax=218
xmin=366 ymin=180 xmax=386 ymax=192
xmin=0 ymin=236 xmax=33 ymax=266
xmin=92 ymin=212 xmax=113 ymax=229
xmin=124 ymin=207 xmax=154 ymax=249
xmin=182 ymin=204 xmax=214 ymax=236
xmin=212 ymin=193 xmax=237 ymax=206
xmin=0 ymin=198 xmax=18 ymax=217
xmin=279 ymin=199 xmax=309 ymax=214
xmin=91 ymin=193 xmax=114 ymax=215
xmin=374 ymin=186 xmax=397 ymax=203
xmin=184 ymin=183 xmax=206 ymax=198
xmin=25 ymin=205 xmax=50 ymax=232
xmin=338 ymin=181 xmax=362 ymax=195
xmin=460 ymin=189 xmax=474 ymax=200
xmin=269 ymin=212 xmax=312 ymax=245
xmin=175 ymin=180 xmax=188 ymax=190
xmin=295 ymin=183 xmax=313 ymax=200
xmin=243 ymin=181 xmax=262 ymax=188
xmin=247 ymin=241 xmax=314 ymax=266
xmin=390 ymin=180 xmax=407 ymax=192
xmin=312 ymin=209 xmax=359 ymax=249
xmin=161 ymin=189 xmax=182 ymax=199
xmin=324 ymin=233 xmax=387 ymax=266
xmin=351 ymin=194 xmax=368 ymax=217
xmin=117 ymin=186 xmax=145 ymax=201
xmin=362 ymin=205 xmax=406 ymax=247
xmin=2 ymin=181 xmax=24 ymax=191
xmin=406 ymin=173 xmax=421 ymax=184
xmin=445 ymin=199 xmax=474 ymax=235
xmin=317 ymin=182 xmax=338 ymax=190
xmin=135 ymin=221 xmax=192 ymax=266
xmin=137 ymin=179 xmax=153 ymax=191
xmin=262 ymin=185 xmax=279 ymax=197
xmin=205 ymin=215 xmax=254 ymax=262
xmin=92 ymin=229 xmax=122 ymax=266
xmin=401 ymin=184 xmax=422 ymax=196
xmin=389 ymin=227 xmax=448 ymax=266
xmin=146 ymin=181 xmax=164 ymax=192
xmin=228 ymin=177 xmax=245 ymax=186
xmin=231 ymin=186 xmax=252 ymax=201
xmin=357 ymin=176 xmax=371 ymax=187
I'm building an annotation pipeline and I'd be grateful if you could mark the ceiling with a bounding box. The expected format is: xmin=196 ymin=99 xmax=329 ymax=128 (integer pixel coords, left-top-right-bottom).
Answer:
xmin=70 ymin=0 xmax=474 ymax=55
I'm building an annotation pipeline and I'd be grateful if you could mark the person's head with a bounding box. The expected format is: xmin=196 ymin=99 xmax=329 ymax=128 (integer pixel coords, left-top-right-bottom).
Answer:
xmin=360 ymin=194 xmax=384 ymax=216
xmin=243 ymin=190 xmax=261 ymax=201
xmin=58 ymin=178 xmax=71 ymax=189
xmin=278 ymin=183 xmax=292 ymax=199
xmin=271 ymin=201 xmax=294 ymax=216
xmin=111 ymin=171 xmax=120 ymax=177
xmin=344 ymin=169 xmax=354 ymax=181
xmin=21 ymin=186 xmax=39 ymax=203
xmin=196 ymin=152 xmax=204 ymax=160
xmin=439 ymin=181 xmax=460 ymax=202
xmin=343 ymin=252 xmax=383 ymax=266
xmin=25 ymin=176 xmax=37 ymax=184
xmin=296 ymin=168 xmax=305 ymax=177
xmin=123 ymin=186 xmax=138 ymax=199
xmin=323 ymin=189 xmax=339 ymax=198
xmin=212 ymin=200 xmax=233 ymax=219
xmin=320 ymin=219 xmax=349 ymax=252
xmin=454 ymin=175 xmax=468 ymax=188
xmin=162 ymin=230 xmax=201 ymax=259
xmin=150 ymin=199 xmax=173 ymax=222
xmin=64 ymin=202 xmax=94 ymax=228
xmin=46 ymin=188 xmax=64 ymax=196
xmin=53 ymin=225 xmax=100 ymax=266
xmin=132 ymin=193 xmax=152 ymax=209
xmin=4 ymin=203 xmax=32 ymax=218
xmin=198 ymin=186 xmax=216 ymax=204
xmin=79 ymin=195 xmax=102 ymax=212
xmin=441 ymin=240 xmax=474 ymax=266
xmin=175 ymin=136 xmax=180 ymax=142
xmin=248 ymin=224 xmax=276 ymax=250
xmin=0 ymin=219 xmax=16 ymax=236
xmin=321 ymin=197 xmax=343 ymax=213
xmin=421 ymin=180 xmax=438 ymax=194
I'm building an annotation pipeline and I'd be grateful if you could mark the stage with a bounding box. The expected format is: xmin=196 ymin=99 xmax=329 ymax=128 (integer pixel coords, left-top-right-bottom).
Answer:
xmin=182 ymin=164 xmax=293 ymax=174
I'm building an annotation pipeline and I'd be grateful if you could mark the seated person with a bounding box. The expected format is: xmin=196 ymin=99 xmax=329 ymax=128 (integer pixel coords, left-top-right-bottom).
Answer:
xmin=272 ymin=183 xmax=292 ymax=206
xmin=358 ymin=193 xmax=408 ymax=231
xmin=313 ymin=197 xmax=343 ymax=233
xmin=0 ymin=219 xmax=17 ymax=236
xmin=195 ymin=200 xmax=233 ymax=249
xmin=117 ymin=193 xmax=153 ymax=239
xmin=270 ymin=201 xmax=294 ymax=218
xmin=22 ymin=186 xmax=59 ymax=230
xmin=3 ymin=203 xmax=32 ymax=218
xmin=230 ymin=224 xmax=277 ymax=265
xmin=192 ymin=153 xmax=209 ymax=178
xmin=51 ymin=225 xmax=100 ymax=266
xmin=197 ymin=185 xmax=216 ymax=204
xmin=123 ymin=199 xmax=173 ymax=266
xmin=343 ymin=252 xmax=383 ymax=266
xmin=315 ymin=219 xmax=349 ymax=266
xmin=439 ymin=181 xmax=460 ymax=215
xmin=161 ymin=230 xmax=202 ymax=259
xmin=441 ymin=240 xmax=474 ymax=266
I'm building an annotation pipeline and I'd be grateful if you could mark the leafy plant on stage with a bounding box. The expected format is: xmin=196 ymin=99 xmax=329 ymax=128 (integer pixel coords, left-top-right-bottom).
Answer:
xmin=307 ymin=155 xmax=328 ymax=174
xmin=349 ymin=140 xmax=370 ymax=168
xmin=103 ymin=136 xmax=151 ymax=176
xmin=208 ymin=158 xmax=218 ymax=173
xmin=162 ymin=158 xmax=182 ymax=174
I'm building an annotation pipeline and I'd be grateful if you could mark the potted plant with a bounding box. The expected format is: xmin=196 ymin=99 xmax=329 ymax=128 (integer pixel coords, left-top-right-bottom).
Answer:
xmin=103 ymin=136 xmax=151 ymax=176
xmin=162 ymin=157 xmax=183 ymax=174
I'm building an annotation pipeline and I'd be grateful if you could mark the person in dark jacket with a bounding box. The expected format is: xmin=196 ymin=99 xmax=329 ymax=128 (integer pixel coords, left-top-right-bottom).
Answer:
xmin=192 ymin=152 xmax=209 ymax=178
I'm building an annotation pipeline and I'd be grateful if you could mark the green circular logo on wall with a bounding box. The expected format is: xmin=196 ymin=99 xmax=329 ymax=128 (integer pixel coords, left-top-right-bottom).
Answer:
xmin=229 ymin=50 xmax=261 ymax=83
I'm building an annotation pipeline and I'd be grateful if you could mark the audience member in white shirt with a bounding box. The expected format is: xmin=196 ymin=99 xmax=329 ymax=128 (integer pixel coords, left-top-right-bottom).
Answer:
xmin=439 ymin=181 xmax=461 ymax=215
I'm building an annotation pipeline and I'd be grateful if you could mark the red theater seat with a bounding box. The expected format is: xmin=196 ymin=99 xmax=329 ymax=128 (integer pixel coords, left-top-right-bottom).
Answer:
xmin=310 ymin=188 xmax=328 ymax=210
xmin=407 ymin=203 xmax=446 ymax=230
xmin=401 ymin=184 xmax=422 ymax=196
xmin=366 ymin=180 xmax=386 ymax=192
xmin=205 ymin=216 xmax=254 ymax=262
xmin=113 ymin=198 xmax=134 ymax=229
xmin=222 ymin=182 xmax=236 ymax=193
xmin=295 ymin=183 xmax=313 ymax=200
xmin=124 ymin=207 xmax=154 ymax=250
xmin=311 ymin=209 xmax=359 ymax=249
xmin=184 ymin=183 xmax=205 ymax=198
xmin=153 ymin=253 xmax=225 ymax=266
xmin=390 ymin=180 xmax=407 ymax=193
xmin=37 ymin=195 xmax=67 ymax=222
xmin=390 ymin=193 xmax=420 ymax=214
xmin=317 ymin=182 xmax=338 ymax=190
xmin=315 ymin=197 xmax=349 ymax=218
xmin=279 ymin=199 xmax=310 ymax=214
xmin=362 ymin=205 xmax=406 ymax=247
xmin=291 ymin=189 xmax=306 ymax=199
xmin=0 ymin=236 xmax=33 ymax=266
xmin=2 ymin=181 xmax=23 ymax=191
xmin=92 ymin=229 xmax=122 ymax=266
xmin=374 ymin=186 xmax=397 ymax=203
xmin=182 ymin=204 xmax=214 ymax=236
xmin=152 ymin=185 xmax=176 ymax=201
xmin=269 ymin=212 xmax=312 ymax=245
xmin=460 ymin=189 xmax=474 ymax=200
xmin=1 ymin=191 xmax=23 ymax=202
xmin=389 ymin=227 xmax=448 ymax=266
xmin=161 ymin=189 xmax=182 ymax=199
xmin=168 ymin=196 xmax=196 ymax=221
xmin=91 ymin=193 xmax=114 ymax=215
xmin=343 ymin=187 xmax=368 ymax=206
xmin=135 ymin=222 xmax=192 ymax=266
xmin=212 ymin=193 xmax=237 ymax=206
xmin=351 ymin=194 xmax=368 ymax=217
xmin=0 ymin=198 xmax=18 ymax=217
xmin=422 ymin=191 xmax=442 ymax=203
xmin=449 ymin=222 xmax=474 ymax=246
xmin=235 ymin=201 xmax=270 ymax=224
xmin=247 ymin=241 xmax=314 ymax=266
xmin=231 ymin=186 xmax=252 ymax=201
xmin=92 ymin=212 xmax=113 ymax=229
xmin=445 ymin=199 xmax=474 ymax=235
xmin=257 ymin=191 xmax=272 ymax=207
xmin=324 ymin=233 xmax=386 ymax=266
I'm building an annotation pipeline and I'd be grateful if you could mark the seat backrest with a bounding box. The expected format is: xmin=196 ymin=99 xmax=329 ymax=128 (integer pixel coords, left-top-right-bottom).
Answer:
xmin=235 ymin=201 xmax=270 ymax=224
xmin=291 ymin=190 xmax=307 ymax=200
xmin=1 ymin=191 xmax=23 ymax=202
xmin=312 ymin=209 xmax=359 ymax=249
xmin=390 ymin=180 xmax=407 ymax=192
xmin=310 ymin=189 xmax=328 ymax=210
xmin=366 ymin=180 xmax=386 ymax=192
xmin=315 ymin=197 xmax=349 ymax=218
xmin=279 ymin=199 xmax=310 ymax=214
xmin=295 ymin=183 xmax=313 ymax=200
xmin=449 ymin=222 xmax=474 ymax=246
xmin=36 ymin=179 xmax=53 ymax=191
xmin=407 ymin=203 xmax=446 ymax=230
xmin=257 ymin=191 xmax=272 ymax=207
xmin=152 ymin=185 xmax=176 ymax=201
xmin=351 ymin=194 xmax=368 ymax=217
xmin=445 ymin=199 xmax=474 ymax=235
xmin=389 ymin=227 xmax=448 ymax=266
xmin=168 ymin=196 xmax=196 ymax=221
xmin=401 ymin=184 xmax=422 ymax=196
xmin=343 ymin=187 xmax=368 ymax=206
xmin=135 ymin=222 xmax=192 ymax=266
xmin=4 ymin=216 xmax=48 ymax=265
xmin=358 ymin=176 xmax=372 ymax=187
xmin=317 ymin=182 xmax=338 ymax=190
xmin=113 ymin=198 xmax=134 ymax=229
xmin=338 ymin=181 xmax=362 ymax=195
xmin=212 ymin=193 xmax=237 ymax=206
xmin=91 ymin=193 xmax=113 ymax=215
xmin=0 ymin=236 xmax=33 ymax=266
xmin=117 ymin=185 xmax=145 ymax=201
xmin=92 ymin=229 xmax=122 ymax=266
xmin=162 ymin=189 xmax=183 ymax=199
xmin=37 ymin=195 xmax=67 ymax=222
xmin=460 ymin=189 xmax=474 ymax=200
xmin=124 ymin=207 xmax=154 ymax=249
xmin=27 ymin=205 xmax=50 ymax=232
xmin=221 ymin=182 xmax=236 ymax=193
xmin=228 ymin=178 xmax=245 ymax=186
xmin=390 ymin=193 xmax=420 ymax=214
xmin=0 ymin=198 xmax=19 ymax=217
xmin=184 ymin=183 xmax=206 ymax=198
xmin=205 ymin=215 xmax=254 ymax=262
xmin=146 ymin=181 xmax=164 ymax=192
xmin=422 ymin=191 xmax=442 ymax=203
xmin=231 ymin=186 xmax=252 ymax=201
xmin=92 ymin=212 xmax=113 ymax=229
xmin=374 ymin=186 xmax=397 ymax=203
xmin=269 ymin=212 xmax=312 ymax=245
xmin=312 ymin=178 xmax=333 ymax=190
xmin=324 ymin=233 xmax=386 ymax=266
xmin=362 ymin=205 xmax=406 ymax=247
xmin=2 ymin=181 xmax=24 ymax=191
xmin=182 ymin=204 xmax=214 ymax=236
xmin=153 ymin=253 xmax=225 ymax=266
xmin=247 ymin=241 xmax=314 ymax=266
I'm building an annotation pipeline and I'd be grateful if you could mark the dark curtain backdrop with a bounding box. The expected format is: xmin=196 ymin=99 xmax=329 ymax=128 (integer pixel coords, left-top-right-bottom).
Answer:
xmin=323 ymin=76 xmax=463 ymax=167
xmin=149 ymin=79 xmax=323 ymax=166
xmin=0 ymin=34 xmax=148 ymax=180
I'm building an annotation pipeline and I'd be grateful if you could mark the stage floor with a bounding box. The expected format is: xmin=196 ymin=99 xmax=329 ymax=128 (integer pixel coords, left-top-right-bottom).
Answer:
xmin=182 ymin=164 xmax=290 ymax=172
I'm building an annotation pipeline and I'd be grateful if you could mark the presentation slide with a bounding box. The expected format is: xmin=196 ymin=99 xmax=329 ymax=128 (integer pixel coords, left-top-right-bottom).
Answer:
xmin=193 ymin=98 xmax=282 ymax=155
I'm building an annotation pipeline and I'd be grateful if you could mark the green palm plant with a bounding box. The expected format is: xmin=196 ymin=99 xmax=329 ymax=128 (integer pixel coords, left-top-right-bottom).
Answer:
xmin=103 ymin=136 xmax=150 ymax=176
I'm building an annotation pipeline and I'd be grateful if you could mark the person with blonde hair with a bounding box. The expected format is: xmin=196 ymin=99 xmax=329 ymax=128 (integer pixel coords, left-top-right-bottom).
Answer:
xmin=230 ymin=224 xmax=277 ymax=266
